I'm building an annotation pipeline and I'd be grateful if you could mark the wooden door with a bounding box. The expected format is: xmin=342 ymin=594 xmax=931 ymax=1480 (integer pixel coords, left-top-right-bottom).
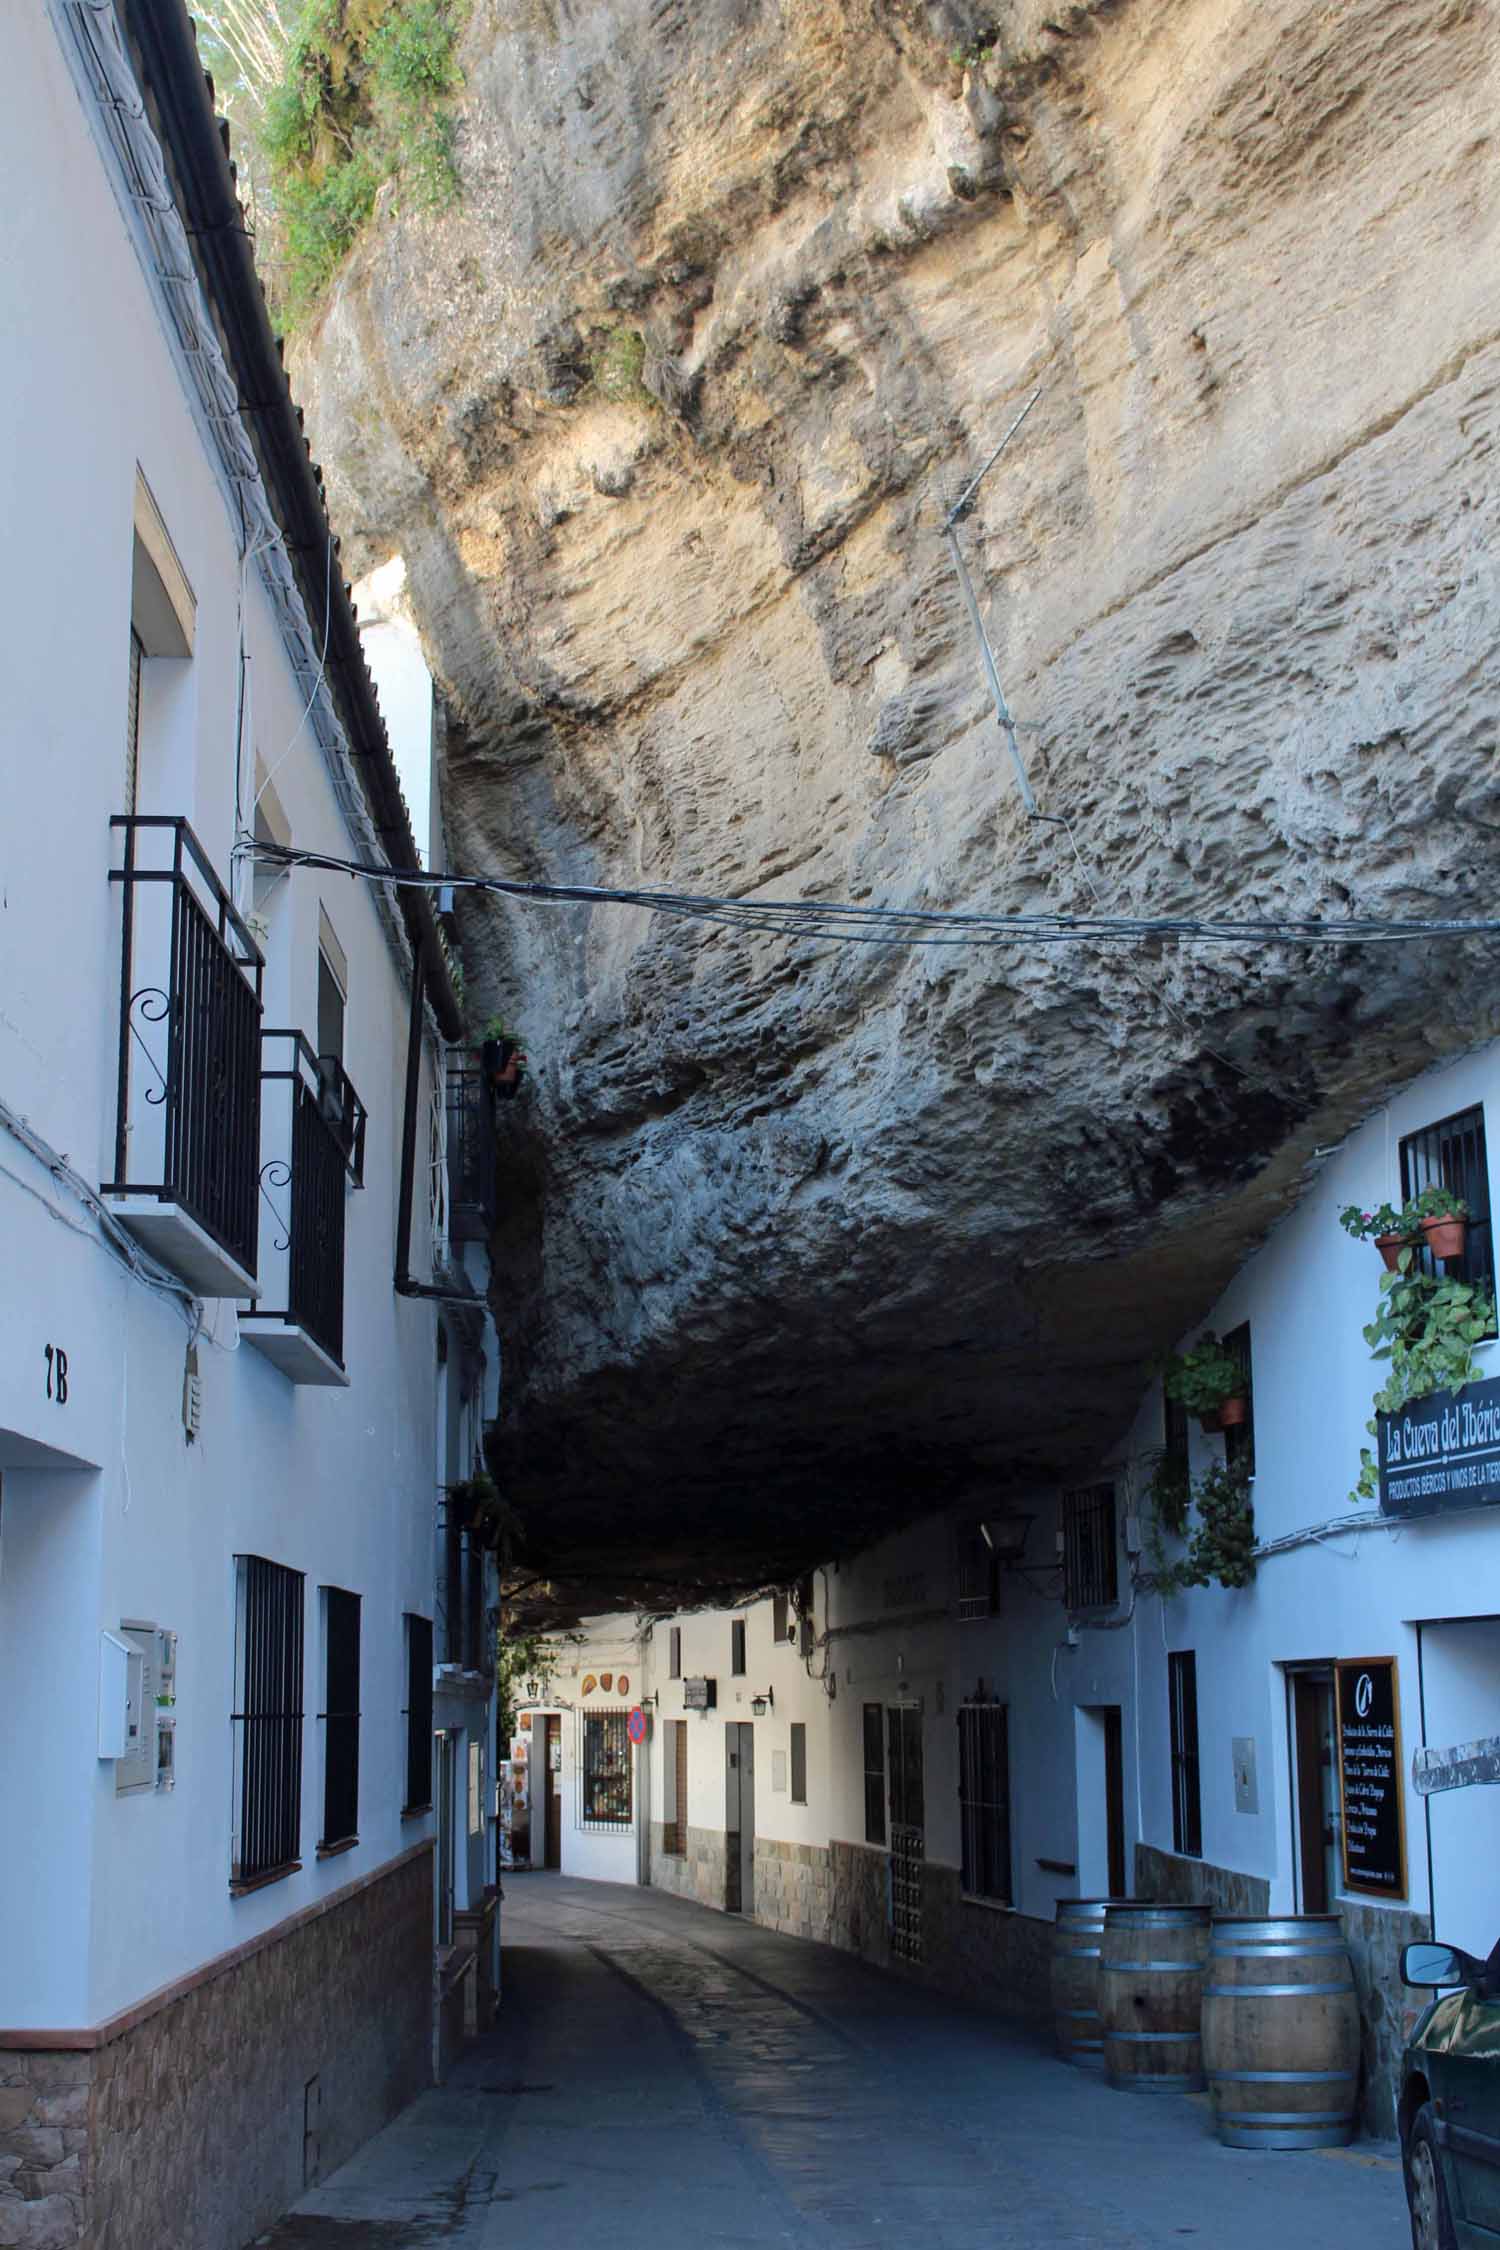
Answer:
xmin=543 ymin=1715 xmax=562 ymax=1870
xmin=1292 ymin=1672 xmax=1336 ymax=1912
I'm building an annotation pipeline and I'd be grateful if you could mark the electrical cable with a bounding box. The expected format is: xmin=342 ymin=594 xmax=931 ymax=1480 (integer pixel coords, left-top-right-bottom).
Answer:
xmin=245 ymin=839 xmax=1500 ymax=953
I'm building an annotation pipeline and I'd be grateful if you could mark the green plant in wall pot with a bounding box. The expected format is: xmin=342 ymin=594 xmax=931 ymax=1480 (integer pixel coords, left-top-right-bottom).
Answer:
xmin=1163 ymin=1336 xmax=1247 ymax=1432
xmin=1339 ymin=1201 xmax=1415 ymax=1270
xmin=1350 ymin=1266 xmax=1496 ymax=1501
xmin=1160 ymin=1462 xmax=1257 ymax=1593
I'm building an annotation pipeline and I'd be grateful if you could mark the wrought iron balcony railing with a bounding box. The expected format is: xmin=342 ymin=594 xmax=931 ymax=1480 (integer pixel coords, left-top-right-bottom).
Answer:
xmin=445 ymin=1064 xmax=498 ymax=1244
xmin=105 ymin=817 xmax=263 ymax=1295
xmin=240 ymin=1029 xmax=366 ymax=1387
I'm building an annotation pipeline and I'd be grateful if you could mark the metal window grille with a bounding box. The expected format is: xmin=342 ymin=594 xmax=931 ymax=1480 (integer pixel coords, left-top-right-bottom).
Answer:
xmin=730 ymin=1619 xmax=746 ymax=1675
xmin=668 ymin=1624 xmax=681 ymax=1679
xmin=107 ymin=817 xmax=263 ymax=1274
xmin=665 ymin=1720 xmax=688 ymax=1856
xmin=790 ymin=1722 xmax=807 ymax=1804
xmin=958 ymin=1704 xmax=1012 ymax=1904
xmin=1400 ymin=1105 xmax=1495 ymax=1295
xmin=320 ymin=1587 xmax=360 ymax=1850
xmin=956 ymin=1522 xmax=999 ymax=1619
xmin=289 ymin=1077 xmax=347 ymax=1363
xmin=427 ymin=1077 xmax=450 ymax=1265
xmin=581 ymin=1711 xmax=632 ymax=1830
xmin=231 ymin=1556 xmax=304 ymax=1886
xmin=1169 ymin=1650 xmax=1202 ymax=1859
xmin=862 ymin=1703 xmax=886 ymax=1845
xmin=445 ymin=1063 xmax=498 ymax=1244
xmin=1222 ymin=1322 xmax=1255 ymax=1477
xmin=403 ymin=1614 xmax=433 ymax=1811
xmin=1062 ymin=1484 xmax=1118 ymax=1612
xmin=887 ymin=1707 xmax=925 ymax=1963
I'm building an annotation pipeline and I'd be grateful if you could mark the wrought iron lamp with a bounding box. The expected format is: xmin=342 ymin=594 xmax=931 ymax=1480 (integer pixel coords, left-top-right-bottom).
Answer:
xmin=979 ymin=1511 xmax=1037 ymax=1566
xmin=749 ymin=1688 xmax=775 ymax=1717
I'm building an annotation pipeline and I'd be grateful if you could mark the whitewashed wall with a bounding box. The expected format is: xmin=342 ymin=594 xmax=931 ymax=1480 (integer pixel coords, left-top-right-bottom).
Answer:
xmin=0 ymin=9 xmax=447 ymax=2027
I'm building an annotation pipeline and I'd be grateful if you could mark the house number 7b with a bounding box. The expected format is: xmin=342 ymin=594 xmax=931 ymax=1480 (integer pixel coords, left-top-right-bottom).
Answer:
xmin=44 ymin=1345 xmax=69 ymax=1404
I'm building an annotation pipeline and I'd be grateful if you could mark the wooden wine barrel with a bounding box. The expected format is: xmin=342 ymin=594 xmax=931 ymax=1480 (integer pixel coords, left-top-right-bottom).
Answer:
xmin=1201 ymin=1917 xmax=1361 ymax=2149
xmin=1100 ymin=1904 xmax=1211 ymax=2092
xmin=1051 ymin=1900 xmax=1136 ymax=2068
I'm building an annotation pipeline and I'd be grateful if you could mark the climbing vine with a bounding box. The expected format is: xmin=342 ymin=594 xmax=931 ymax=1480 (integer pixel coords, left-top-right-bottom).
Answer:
xmin=1350 ymin=1253 xmax=1495 ymax=1500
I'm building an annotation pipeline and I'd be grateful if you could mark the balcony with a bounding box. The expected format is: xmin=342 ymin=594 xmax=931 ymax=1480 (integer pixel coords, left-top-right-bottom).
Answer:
xmin=239 ymin=1030 xmax=366 ymax=1386
xmin=104 ymin=818 xmax=263 ymax=1296
xmin=445 ymin=1064 xmax=498 ymax=1244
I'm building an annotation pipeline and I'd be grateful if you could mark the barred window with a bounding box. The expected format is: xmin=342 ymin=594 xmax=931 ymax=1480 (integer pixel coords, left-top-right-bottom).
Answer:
xmin=1062 ymin=1484 xmax=1118 ymax=1612
xmin=1401 ymin=1105 xmax=1494 ymax=1296
xmin=403 ymin=1613 xmax=433 ymax=1812
xmin=956 ymin=1521 xmax=999 ymax=1620
xmin=319 ymin=1586 xmax=360 ymax=1852
xmin=231 ymin=1556 xmax=304 ymax=1889
xmin=1169 ymin=1651 xmax=1202 ymax=1859
xmin=959 ymin=1704 xmax=1011 ymax=1904
xmin=581 ymin=1711 xmax=632 ymax=1829
xmin=862 ymin=1703 xmax=886 ymax=1846
xmin=790 ymin=1722 xmax=807 ymax=1804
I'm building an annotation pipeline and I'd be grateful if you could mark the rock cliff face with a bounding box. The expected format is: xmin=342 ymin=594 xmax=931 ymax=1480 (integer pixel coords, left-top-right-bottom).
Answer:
xmin=293 ymin=0 xmax=1500 ymax=1596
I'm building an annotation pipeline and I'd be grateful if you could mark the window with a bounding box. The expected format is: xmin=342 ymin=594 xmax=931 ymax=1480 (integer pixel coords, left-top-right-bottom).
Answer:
xmin=790 ymin=1722 xmax=807 ymax=1804
xmin=772 ymin=1593 xmax=789 ymax=1644
xmin=581 ymin=1711 xmax=632 ymax=1829
xmin=664 ymin=1719 xmax=688 ymax=1856
xmin=956 ymin=1521 xmax=999 ymax=1619
xmin=730 ymin=1619 xmax=746 ymax=1675
xmin=319 ymin=1587 xmax=360 ymax=1851
xmin=403 ymin=1613 xmax=433 ymax=1812
xmin=230 ymin=1556 xmax=304 ymax=1888
xmin=862 ymin=1703 xmax=886 ymax=1845
xmin=1169 ymin=1651 xmax=1202 ymax=1859
xmin=958 ymin=1704 xmax=1012 ymax=1904
xmin=668 ymin=1624 xmax=681 ymax=1680
xmin=316 ymin=910 xmax=346 ymax=1069
xmin=126 ymin=472 xmax=194 ymax=816
xmin=1401 ymin=1105 xmax=1494 ymax=1295
xmin=1221 ymin=1322 xmax=1255 ymax=1478
xmin=1062 ymin=1484 xmax=1118 ymax=1612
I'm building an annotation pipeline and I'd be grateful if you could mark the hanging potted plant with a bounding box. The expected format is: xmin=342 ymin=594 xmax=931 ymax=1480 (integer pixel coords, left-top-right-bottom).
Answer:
xmin=1406 ymin=1185 xmax=1469 ymax=1263
xmin=1163 ymin=1336 xmax=1248 ymax=1433
xmin=1339 ymin=1201 xmax=1418 ymax=1272
xmin=475 ymin=1015 xmax=528 ymax=1103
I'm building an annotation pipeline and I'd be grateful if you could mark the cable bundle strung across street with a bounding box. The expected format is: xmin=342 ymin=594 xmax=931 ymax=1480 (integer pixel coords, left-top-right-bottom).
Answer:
xmin=248 ymin=839 xmax=1500 ymax=952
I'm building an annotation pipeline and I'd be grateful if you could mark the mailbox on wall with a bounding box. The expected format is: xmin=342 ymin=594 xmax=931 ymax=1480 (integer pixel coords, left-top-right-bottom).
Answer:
xmin=683 ymin=1676 xmax=717 ymax=1710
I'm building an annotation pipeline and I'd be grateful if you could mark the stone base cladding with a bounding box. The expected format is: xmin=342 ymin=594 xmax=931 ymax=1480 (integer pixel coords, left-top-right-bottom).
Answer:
xmin=754 ymin=1839 xmax=832 ymax=1942
xmin=0 ymin=1844 xmax=432 ymax=2250
xmin=650 ymin=1824 xmax=727 ymax=1910
xmin=1133 ymin=1842 xmax=1427 ymax=2135
xmin=824 ymin=1842 xmax=1051 ymax=2023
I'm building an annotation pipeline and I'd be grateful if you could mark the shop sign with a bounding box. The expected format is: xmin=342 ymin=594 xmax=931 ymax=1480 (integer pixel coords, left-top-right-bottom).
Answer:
xmin=683 ymin=1676 xmax=717 ymax=1710
xmin=1334 ymin=1657 xmax=1407 ymax=1898
xmin=1378 ymin=1376 xmax=1500 ymax=1516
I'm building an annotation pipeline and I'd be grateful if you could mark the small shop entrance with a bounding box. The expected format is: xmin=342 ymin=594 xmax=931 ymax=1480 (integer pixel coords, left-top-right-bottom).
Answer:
xmin=724 ymin=1722 xmax=755 ymax=1912
xmin=1287 ymin=1667 xmax=1339 ymax=1912
xmin=543 ymin=1715 xmax=562 ymax=1870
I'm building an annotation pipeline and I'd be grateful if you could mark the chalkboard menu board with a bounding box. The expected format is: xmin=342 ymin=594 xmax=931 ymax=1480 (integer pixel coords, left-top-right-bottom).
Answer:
xmin=1335 ymin=1657 xmax=1407 ymax=1899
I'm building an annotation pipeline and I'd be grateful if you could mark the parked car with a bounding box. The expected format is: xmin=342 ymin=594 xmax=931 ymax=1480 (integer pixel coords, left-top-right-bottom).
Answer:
xmin=1399 ymin=1938 xmax=1500 ymax=2249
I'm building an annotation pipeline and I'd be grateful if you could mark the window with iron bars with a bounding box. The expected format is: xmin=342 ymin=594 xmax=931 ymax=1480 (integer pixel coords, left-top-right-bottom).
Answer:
xmin=581 ymin=1711 xmax=632 ymax=1829
xmin=862 ymin=1703 xmax=886 ymax=1845
xmin=958 ymin=1703 xmax=1012 ymax=1905
xmin=231 ymin=1556 xmax=304 ymax=1889
xmin=956 ymin=1521 xmax=1000 ymax=1619
xmin=1062 ymin=1484 xmax=1118 ymax=1612
xmin=1169 ymin=1650 xmax=1202 ymax=1859
xmin=403 ymin=1613 xmax=433 ymax=1813
xmin=1400 ymin=1105 xmax=1495 ymax=1300
xmin=319 ymin=1587 xmax=360 ymax=1852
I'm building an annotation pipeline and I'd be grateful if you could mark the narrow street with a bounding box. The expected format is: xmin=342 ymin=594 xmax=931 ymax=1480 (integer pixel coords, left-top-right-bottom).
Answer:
xmin=259 ymin=1878 xmax=1408 ymax=2250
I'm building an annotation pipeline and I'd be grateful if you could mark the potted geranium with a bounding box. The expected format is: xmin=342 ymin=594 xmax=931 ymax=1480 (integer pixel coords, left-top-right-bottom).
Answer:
xmin=1406 ymin=1185 xmax=1469 ymax=1263
xmin=1163 ymin=1337 xmax=1248 ymax=1433
xmin=1339 ymin=1201 xmax=1417 ymax=1272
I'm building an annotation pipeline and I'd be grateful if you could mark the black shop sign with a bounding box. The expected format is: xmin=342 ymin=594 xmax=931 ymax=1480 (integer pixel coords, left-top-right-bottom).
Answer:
xmin=1335 ymin=1657 xmax=1408 ymax=1900
xmin=1378 ymin=1376 xmax=1500 ymax=1517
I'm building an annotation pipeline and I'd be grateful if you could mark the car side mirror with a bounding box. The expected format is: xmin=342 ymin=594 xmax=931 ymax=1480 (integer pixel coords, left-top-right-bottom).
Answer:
xmin=1401 ymin=1941 xmax=1481 ymax=1989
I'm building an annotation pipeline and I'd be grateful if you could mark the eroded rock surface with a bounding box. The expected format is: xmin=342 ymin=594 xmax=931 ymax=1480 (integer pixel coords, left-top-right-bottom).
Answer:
xmin=295 ymin=0 xmax=1500 ymax=1594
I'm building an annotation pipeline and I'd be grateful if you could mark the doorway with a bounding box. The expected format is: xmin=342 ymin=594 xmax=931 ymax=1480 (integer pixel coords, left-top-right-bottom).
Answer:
xmin=543 ymin=1715 xmax=562 ymax=1870
xmin=1075 ymin=1705 xmax=1127 ymax=1899
xmin=888 ymin=1704 xmax=925 ymax=1963
xmin=724 ymin=1723 xmax=755 ymax=1913
xmin=1288 ymin=1668 xmax=1339 ymax=1912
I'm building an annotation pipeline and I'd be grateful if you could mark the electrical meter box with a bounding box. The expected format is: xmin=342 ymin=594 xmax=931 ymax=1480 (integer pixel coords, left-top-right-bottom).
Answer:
xmin=102 ymin=1622 xmax=178 ymax=1795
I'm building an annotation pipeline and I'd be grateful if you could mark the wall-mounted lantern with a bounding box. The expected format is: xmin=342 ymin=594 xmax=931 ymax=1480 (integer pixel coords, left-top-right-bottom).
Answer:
xmin=749 ymin=1688 xmax=775 ymax=1718
xmin=980 ymin=1511 xmax=1036 ymax=1566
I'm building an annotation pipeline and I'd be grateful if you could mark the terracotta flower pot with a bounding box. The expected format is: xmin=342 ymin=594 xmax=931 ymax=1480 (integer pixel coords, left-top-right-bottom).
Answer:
xmin=1217 ymin=1394 xmax=1248 ymax=1429
xmin=1375 ymin=1231 xmax=1416 ymax=1271
xmin=1197 ymin=1407 xmax=1224 ymax=1434
xmin=1420 ymin=1214 xmax=1467 ymax=1260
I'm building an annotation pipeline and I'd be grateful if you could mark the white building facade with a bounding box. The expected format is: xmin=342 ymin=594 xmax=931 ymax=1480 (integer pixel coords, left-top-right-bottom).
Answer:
xmin=536 ymin=1044 xmax=1500 ymax=2137
xmin=0 ymin=7 xmax=500 ymax=2245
